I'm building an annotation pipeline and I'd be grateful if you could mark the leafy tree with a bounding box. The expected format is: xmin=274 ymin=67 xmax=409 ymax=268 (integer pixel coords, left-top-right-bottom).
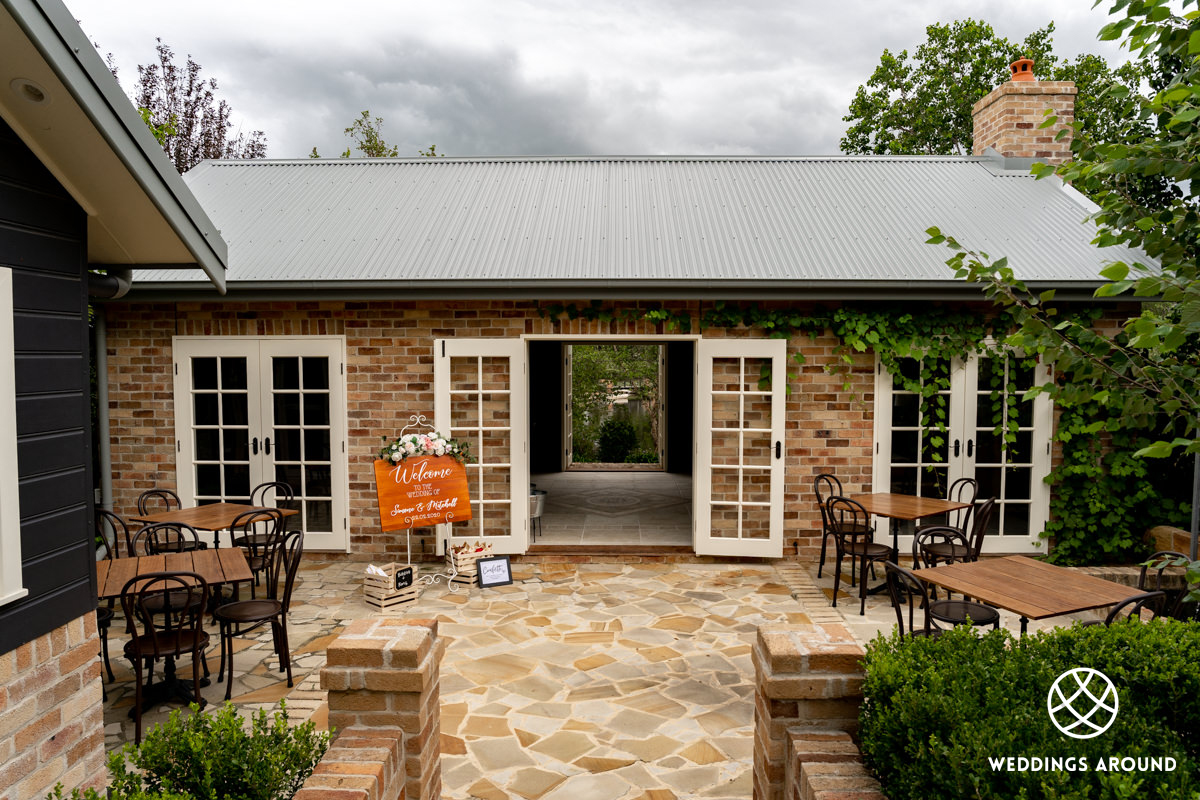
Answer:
xmin=417 ymin=144 xmax=443 ymax=157
xmin=929 ymin=0 xmax=1200 ymax=460
xmin=841 ymin=20 xmax=1146 ymax=155
xmin=311 ymin=110 xmax=399 ymax=158
xmin=571 ymin=345 xmax=660 ymax=462
xmin=133 ymin=39 xmax=266 ymax=173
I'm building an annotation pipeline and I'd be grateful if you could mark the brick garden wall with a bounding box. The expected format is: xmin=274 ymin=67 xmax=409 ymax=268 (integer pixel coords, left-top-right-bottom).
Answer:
xmin=102 ymin=298 xmax=986 ymax=564
xmin=0 ymin=613 xmax=105 ymax=800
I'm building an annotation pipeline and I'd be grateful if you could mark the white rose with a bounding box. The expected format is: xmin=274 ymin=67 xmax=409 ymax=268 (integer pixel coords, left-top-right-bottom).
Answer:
xmin=435 ymin=444 xmax=446 ymax=456
xmin=391 ymin=452 xmax=401 ymax=462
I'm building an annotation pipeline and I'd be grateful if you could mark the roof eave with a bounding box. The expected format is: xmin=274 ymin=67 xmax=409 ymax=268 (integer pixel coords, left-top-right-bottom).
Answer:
xmin=0 ymin=0 xmax=228 ymax=293
xmin=115 ymin=278 xmax=1113 ymax=304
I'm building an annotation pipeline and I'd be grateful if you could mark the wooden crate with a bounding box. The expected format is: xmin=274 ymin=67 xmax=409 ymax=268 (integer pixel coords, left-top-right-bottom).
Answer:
xmin=447 ymin=544 xmax=492 ymax=586
xmin=363 ymin=563 xmax=421 ymax=610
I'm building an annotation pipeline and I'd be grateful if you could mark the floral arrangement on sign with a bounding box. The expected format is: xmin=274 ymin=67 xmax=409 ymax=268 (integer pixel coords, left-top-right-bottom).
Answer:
xmin=378 ymin=431 xmax=472 ymax=465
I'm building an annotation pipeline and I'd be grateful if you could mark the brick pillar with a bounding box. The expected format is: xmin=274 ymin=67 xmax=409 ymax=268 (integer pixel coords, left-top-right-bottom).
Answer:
xmin=752 ymin=624 xmax=866 ymax=800
xmin=302 ymin=618 xmax=443 ymax=800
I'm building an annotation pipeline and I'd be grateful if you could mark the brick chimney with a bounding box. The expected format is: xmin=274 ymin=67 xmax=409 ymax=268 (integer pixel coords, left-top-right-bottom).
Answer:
xmin=972 ymin=59 xmax=1077 ymax=164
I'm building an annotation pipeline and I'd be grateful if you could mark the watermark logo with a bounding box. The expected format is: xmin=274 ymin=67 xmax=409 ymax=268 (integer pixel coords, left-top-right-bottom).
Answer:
xmin=1047 ymin=667 xmax=1119 ymax=739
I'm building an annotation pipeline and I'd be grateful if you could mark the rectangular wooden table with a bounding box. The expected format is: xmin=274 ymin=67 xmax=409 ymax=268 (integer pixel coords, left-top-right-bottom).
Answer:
xmin=130 ymin=502 xmax=299 ymax=548
xmin=913 ymin=555 xmax=1136 ymax=634
xmin=96 ymin=547 xmax=253 ymax=599
xmin=850 ymin=493 xmax=973 ymax=595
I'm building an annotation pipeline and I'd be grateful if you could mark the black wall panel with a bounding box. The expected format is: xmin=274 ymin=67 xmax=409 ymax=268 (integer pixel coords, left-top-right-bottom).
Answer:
xmin=0 ymin=116 xmax=95 ymax=655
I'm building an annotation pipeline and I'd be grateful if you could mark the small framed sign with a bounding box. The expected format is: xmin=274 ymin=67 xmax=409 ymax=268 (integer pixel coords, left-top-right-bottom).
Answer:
xmin=476 ymin=556 xmax=513 ymax=589
xmin=394 ymin=565 xmax=414 ymax=591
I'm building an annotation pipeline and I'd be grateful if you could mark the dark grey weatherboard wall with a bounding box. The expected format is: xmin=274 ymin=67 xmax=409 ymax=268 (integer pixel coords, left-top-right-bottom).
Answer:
xmin=0 ymin=116 xmax=96 ymax=654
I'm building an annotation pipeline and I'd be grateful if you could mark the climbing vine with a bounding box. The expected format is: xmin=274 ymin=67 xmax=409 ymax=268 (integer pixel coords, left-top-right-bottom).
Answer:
xmin=539 ymin=300 xmax=1190 ymax=562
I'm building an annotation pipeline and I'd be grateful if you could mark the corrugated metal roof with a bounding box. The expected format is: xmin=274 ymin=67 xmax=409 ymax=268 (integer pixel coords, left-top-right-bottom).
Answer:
xmin=135 ymin=154 xmax=1139 ymax=293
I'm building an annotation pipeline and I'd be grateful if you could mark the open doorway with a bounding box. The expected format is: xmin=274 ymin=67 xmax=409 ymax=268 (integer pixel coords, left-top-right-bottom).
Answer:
xmin=528 ymin=340 xmax=694 ymax=547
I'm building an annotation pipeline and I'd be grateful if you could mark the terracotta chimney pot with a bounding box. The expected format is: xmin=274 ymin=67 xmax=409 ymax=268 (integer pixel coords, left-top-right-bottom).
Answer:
xmin=1010 ymin=58 xmax=1036 ymax=82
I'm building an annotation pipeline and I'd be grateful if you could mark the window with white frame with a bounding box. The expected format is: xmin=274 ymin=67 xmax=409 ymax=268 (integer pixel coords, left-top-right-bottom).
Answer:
xmin=0 ymin=268 xmax=27 ymax=606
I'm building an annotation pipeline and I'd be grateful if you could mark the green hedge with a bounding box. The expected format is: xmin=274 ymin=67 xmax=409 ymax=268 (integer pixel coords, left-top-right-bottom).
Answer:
xmin=860 ymin=622 xmax=1200 ymax=800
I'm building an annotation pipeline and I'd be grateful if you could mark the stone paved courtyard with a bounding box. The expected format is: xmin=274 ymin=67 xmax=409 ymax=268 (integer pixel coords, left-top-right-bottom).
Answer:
xmin=101 ymin=554 xmax=1095 ymax=798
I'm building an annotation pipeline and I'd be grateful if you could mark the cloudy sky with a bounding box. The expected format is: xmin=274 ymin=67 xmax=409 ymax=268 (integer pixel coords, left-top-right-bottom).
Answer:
xmin=69 ymin=0 xmax=1130 ymax=161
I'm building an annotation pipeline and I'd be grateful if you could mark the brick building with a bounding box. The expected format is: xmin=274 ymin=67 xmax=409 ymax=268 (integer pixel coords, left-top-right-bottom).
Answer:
xmin=97 ymin=66 xmax=1129 ymax=566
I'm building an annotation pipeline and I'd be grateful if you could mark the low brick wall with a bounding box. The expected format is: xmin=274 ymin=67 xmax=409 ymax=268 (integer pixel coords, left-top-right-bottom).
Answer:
xmin=295 ymin=618 xmax=443 ymax=800
xmin=786 ymin=729 xmax=885 ymax=800
xmin=753 ymin=623 xmax=878 ymax=800
xmin=0 ymin=613 xmax=106 ymax=800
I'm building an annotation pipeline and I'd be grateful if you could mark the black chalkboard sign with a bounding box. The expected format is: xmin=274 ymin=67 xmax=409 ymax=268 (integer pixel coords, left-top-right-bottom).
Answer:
xmin=394 ymin=566 xmax=414 ymax=591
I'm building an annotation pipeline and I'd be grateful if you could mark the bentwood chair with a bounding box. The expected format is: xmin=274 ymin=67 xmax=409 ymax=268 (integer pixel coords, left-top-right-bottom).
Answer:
xmin=912 ymin=477 xmax=978 ymax=565
xmin=251 ymin=481 xmax=296 ymax=530
xmin=229 ymin=508 xmax=285 ymax=598
xmin=95 ymin=509 xmax=129 ymax=692
xmin=120 ymin=571 xmax=211 ymax=743
xmin=828 ymin=496 xmax=890 ymax=615
xmin=136 ymin=488 xmax=182 ymax=516
xmin=1139 ymin=551 xmax=1198 ymax=621
xmin=884 ymin=562 xmax=942 ymax=638
xmin=814 ymin=474 xmax=870 ymax=581
xmin=216 ymin=530 xmax=303 ymax=701
xmin=134 ymin=521 xmax=205 ymax=554
xmin=1080 ymin=591 xmax=1169 ymax=626
xmin=913 ymin=498 xmax=997 ymax=602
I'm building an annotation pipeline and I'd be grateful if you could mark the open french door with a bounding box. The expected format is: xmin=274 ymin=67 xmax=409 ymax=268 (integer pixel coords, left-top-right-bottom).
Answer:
xmin=434 ymin=338 xmax=529 ymax=555
xmin=694 ymin=339 xmax=787 ymax=557
xmin=173 ymin=337 xmax=348 ymax=551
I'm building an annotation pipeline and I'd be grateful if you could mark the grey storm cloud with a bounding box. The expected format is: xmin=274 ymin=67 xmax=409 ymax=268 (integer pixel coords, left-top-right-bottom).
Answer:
xmin=73 ymin=0 xmax=1129 ymax=161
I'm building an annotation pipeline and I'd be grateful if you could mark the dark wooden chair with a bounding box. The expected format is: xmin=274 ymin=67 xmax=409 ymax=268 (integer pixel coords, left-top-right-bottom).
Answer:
xmin=828 ymin=496 xmax=889 ymax=615
xmin=134 ymin=521 xmax=205 ymax=554
xmin=1140 ymin=551 xmax=1197 ymax=621
xmin=216 ymin=530 xmax=303 ymax=701
xmin=120 ymin=571 xmax=211 ymax=743
xmin=914 ymin=497 xmax=996 ymax=568
xmin=229 ymin=508 xmax=285 ymax=598
xmin=814 ymin=474 xmax=870 ymax=582
xmin=1081 ymin=591 xmax=1169 ymax=626
xmin=136 ymin=488 xmax=182 ymax=516
xmin=884 ymin=561 xmax=941 ymax=638
xmin=251 ymin=481 xmax=296 ymax=530
xmin=95 ymin=509 xmax=129 ymax=692
xmin=912 ymin=477 xmax=977 ymax=564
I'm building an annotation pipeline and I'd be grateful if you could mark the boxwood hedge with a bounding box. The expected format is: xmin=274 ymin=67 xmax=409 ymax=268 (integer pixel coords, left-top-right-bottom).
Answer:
xmin=860 ymin=620 xmax=1200 ymax=800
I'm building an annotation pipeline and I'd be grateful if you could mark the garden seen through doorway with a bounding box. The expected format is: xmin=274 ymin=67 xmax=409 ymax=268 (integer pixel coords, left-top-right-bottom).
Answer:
xmin=570 ymin=344 xmax=662 ymax=467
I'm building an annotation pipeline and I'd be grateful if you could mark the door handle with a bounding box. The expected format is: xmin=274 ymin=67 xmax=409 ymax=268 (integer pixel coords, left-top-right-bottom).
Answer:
xmin=775 ymin=441 xmax=782 ymax=459
xmin=966 ymin=439 xmax=974 ymax=457
xmin=264 ymin=437 xmax=272 ymax=455
xmin=252 ymin=437 xmax=259 ymax=455
xmin=953 ymin=439 xmax=960 ymax=457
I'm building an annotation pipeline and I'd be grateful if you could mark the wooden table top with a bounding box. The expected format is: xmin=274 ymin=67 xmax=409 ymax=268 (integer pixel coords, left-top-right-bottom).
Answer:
xmin=850 ymin=493 xmax=972 ymax=521
xmin=913 ymin=555 xmax=1136 ymax=621
xmin=130 ymin=502 xmax=299 ymax=530
xmin=96 ymin=548 xmax=253 ymax=600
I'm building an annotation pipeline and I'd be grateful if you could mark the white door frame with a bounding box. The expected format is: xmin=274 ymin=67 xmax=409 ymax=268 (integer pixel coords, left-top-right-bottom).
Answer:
xmin=172 ymin=335 xmax=350 ymax=552
xmin=434 ymin=338 xmax=529 ymax=555
xmin=872 ymin=352 xmax=1053 ymax=554
xmin=693 ymin=338 xmax=787 ymax=558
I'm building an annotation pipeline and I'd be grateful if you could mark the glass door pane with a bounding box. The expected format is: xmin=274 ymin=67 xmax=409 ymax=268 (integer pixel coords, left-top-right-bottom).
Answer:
xmin=187 ymin=354 xmax=252 ymax=505
xmin=971 ymin=352 xmax=1039 ymax=539
xmin=267 ymin=355 xmax=333 ymax=535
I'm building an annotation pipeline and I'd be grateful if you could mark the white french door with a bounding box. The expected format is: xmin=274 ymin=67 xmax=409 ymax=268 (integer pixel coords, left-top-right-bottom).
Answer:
xmin=173 ymin=337 xmax=348 ymax=551
xmin=694 ymin=339 xmax=786 ymax=558
xmin=562 ymin=345 xmax=574 ymax=470
xmin=434 ymin=338 xmax=528 ymax=555
xmin=873 ymin=351 xmax=1053 ymax=554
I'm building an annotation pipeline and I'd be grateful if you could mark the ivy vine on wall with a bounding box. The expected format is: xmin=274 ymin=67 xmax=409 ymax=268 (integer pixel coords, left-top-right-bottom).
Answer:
xmin=539 ymin=300 xmax=1188 ymax=563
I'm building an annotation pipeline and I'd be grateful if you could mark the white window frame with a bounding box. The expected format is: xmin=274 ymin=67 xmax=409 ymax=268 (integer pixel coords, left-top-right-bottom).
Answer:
xmin=0 ymin=269 xmax=28 ymax=606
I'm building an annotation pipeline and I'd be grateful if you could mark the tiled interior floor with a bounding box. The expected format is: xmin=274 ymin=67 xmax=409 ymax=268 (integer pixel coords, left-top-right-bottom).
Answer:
xmin=531 ymin=471 xmax=692 ymax=546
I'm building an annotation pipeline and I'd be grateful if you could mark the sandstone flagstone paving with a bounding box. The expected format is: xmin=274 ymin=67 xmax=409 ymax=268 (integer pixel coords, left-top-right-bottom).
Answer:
xmin=100 ymin=552 xmax=1107 ymax=797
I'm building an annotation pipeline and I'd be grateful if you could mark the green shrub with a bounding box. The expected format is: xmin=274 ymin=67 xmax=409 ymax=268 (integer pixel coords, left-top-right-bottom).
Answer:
xmin=860 ymin=622 xmax=1200 ymax=800
xmin=49 ymin=701 xmax=331 ymax=800
xmin=624 ymin=449 xmax=658 ymax=463
xmin=597 ymin=416 xmax=637 ymax=462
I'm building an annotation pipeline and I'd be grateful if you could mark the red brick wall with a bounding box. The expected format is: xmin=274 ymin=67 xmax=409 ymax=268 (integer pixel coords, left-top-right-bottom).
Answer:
xmin=102 ymin=299 xmax=892 ymax=563
xmin=0 ymin=613 xmax=106 ymax=800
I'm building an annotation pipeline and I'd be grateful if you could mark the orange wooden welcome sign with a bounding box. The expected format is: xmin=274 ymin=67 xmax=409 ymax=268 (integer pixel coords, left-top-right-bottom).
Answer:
xmin=373 ymin=456 xmax=473 ymax=531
